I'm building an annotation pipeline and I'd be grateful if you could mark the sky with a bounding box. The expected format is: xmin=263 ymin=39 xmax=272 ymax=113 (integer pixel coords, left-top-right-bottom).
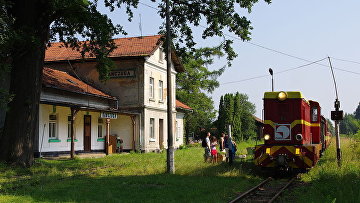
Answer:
xmin=99 ymin=0 xmax=360 ymax=119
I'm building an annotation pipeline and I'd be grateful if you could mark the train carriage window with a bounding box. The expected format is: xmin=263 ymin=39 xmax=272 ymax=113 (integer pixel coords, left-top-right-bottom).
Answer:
xmin=311 ymin=107 xmax=318 ymax=122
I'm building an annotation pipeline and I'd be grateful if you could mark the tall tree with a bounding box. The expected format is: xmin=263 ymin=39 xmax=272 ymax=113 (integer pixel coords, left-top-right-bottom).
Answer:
xmin=176 ymin=47 xmax=225 ymax=142
xmin=224 ymin=94 xmax=234 ymax=127
xmin=232 ymin=92 xmax=242 ymax=140
xmin=217 ymin=96 xmax=226 ymax=134
xmin=217 ymin=92 xmax=256 ymax=140
xmin=354 ymin=102 xmax=360 ymax=120
xmin=0 ymin=0 xmax=271 ymax=166
xmin=238 ymin=93 xmax=256 ymax=140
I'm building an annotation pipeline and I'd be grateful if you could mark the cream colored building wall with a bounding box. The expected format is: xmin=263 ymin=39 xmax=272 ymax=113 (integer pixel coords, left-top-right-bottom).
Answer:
xmin=38 ymin=104 xmax=106 ymax=152
xmin=110 ymin=115 xmax=133 ymax=150
xmin=175 ymin=112 xmax=185 ymax=147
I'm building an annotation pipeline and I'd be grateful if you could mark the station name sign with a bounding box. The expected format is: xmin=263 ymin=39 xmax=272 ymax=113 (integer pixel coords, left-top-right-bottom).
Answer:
xmin=100 ymin=112 xmax=118 ymax=119
xmin=109 ymin=69 xmax=135 ymax=78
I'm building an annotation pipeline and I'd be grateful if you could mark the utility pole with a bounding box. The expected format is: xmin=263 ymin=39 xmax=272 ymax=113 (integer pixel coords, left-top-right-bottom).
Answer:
xmin=328 ymin=57 xmax=343 ymax=167
xmin=269 ymin=68 xmax=274 ymax=91
xmin=166 ymin=0 xmax=175 ymax=174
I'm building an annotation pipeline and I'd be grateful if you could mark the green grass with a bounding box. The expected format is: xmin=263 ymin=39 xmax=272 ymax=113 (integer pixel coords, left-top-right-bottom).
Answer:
xmin=0 ymin=144 xmax=265 ymax=203
xmin=281 ymin=136 xmax=360 ymax=203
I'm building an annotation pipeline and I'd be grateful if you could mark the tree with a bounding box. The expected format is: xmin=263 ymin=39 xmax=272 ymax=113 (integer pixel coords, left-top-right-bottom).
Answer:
xmin=217 ymin=96 xmax=226 ymax=134
xmin=232 ymin=92 xmax=242 ymax=140
xmin=0 ymin=0 xmax=271 ymax=166
xmin=339 ymin=113 xmax=360 ymax=135
xmin=176 ymin=47 xmax=225 ymax=142
xmin=217 ymin=92 xmax=256 ymax=140
xmin=354 ymin=102 xmax=360 ymax=120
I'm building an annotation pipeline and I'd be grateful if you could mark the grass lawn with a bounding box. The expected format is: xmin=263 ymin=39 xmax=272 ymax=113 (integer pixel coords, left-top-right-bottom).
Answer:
xmin=0 ymin=143 xmax=265 ymax=203
xmin=281 ymin=136 xmax=360 ymax=203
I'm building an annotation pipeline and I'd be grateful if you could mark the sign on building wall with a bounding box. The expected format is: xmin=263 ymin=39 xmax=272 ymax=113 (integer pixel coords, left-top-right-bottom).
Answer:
xmin=100 ymin=112 xmax=118 ymax=119
xmin=109 ymin=69 xmax=136 ymax=78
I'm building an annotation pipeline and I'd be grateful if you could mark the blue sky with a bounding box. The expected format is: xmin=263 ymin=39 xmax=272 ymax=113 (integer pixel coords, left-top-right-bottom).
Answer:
xmin=99 ymin=0 xmax=360 ymax=119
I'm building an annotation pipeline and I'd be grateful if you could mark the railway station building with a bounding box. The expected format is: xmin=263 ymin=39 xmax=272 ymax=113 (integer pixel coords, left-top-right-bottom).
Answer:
xmin=34 ymin=35 xmax=191 ymax=156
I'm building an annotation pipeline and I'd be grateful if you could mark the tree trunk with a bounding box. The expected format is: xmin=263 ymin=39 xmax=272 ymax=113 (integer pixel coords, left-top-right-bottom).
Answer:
xmin=0 ymin=0 xmax=50 ymax=166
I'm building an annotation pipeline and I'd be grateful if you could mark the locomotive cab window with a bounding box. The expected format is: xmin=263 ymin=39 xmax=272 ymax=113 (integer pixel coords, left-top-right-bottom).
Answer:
xmin=311 ymin=107 xmax=318 ymax=122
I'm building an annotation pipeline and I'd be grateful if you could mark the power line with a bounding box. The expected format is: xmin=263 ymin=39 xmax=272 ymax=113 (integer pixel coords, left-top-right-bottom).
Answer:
xmin=220 ymin=57 xmax=327 ymax=85
xmin=139 ymin=1 xmax=360 ymax=76
xmin=331 ymin=57 xmax=360 ymax=66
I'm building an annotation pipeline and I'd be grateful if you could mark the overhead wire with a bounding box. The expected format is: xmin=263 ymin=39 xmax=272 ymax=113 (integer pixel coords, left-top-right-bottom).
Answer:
xmin=220 ymin=57 xmax=327 ymax=85
xmin=138 ymin=1 xmax=360 ymax=77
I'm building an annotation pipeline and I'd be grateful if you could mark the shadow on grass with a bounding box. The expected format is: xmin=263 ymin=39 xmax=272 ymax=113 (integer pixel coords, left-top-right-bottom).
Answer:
xmin=1 ymin=159 xmax=270 ymax=203
xmin=2 ymin=172 xmax=257 ymax=202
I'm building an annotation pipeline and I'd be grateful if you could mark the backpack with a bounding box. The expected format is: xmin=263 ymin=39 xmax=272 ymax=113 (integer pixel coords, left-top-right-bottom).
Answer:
xmin=202 ymin=138 xmax=207 ymax=147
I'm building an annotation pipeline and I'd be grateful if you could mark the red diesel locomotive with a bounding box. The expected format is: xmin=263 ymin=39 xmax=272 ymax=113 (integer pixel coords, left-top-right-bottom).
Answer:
xmin=254 ymin=91 xmax=332 ymax=170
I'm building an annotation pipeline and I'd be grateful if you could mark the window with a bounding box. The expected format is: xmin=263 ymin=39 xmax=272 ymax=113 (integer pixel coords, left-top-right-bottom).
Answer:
xmin=311 ymin=107 xmax=318 ymax=122
xmin=176 ymin=121 xmax=180 ymax=140
xmin=159 ymin=47 xmax=164 ymax=63
xmin=98 ymin=118 xmax=104 ymax=138
xmin=49 ymin=114 xmax=57 ymax=139
xmin=149 ymin=77 xmax=154 ymax=99
xmin=159 ymin=80 xmax=163 ymax=101
xmin=150 ymin=118 xmax=155 ymax=140
xmin=67 ymin=116 xmax=72 ymax=138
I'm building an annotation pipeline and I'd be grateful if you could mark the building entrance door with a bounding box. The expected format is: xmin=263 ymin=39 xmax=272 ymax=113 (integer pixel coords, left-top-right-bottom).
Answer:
xmin=84 ymin=115 xmax=91 ymax=152
xmin=159 ymin=119 xmax=164 ymax=149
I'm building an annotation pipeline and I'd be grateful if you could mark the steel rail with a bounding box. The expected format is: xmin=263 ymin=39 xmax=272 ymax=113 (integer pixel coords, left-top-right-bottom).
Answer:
xmin=229 ymin=177 xmax=273 ymax=203
xmin=268 ymin=176 xmax=297 ymax=203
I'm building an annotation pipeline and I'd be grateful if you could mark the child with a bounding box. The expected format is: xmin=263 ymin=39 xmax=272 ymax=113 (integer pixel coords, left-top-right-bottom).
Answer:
xmin=210 ymin=136 xmax=218 ymax=163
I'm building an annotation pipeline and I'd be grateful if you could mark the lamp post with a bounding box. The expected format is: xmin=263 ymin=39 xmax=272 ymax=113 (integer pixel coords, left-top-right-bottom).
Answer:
xmin=269 ymin=68 xmax=274 ymax=92
xmin=328 ymin=57 xmax=343 ymax=167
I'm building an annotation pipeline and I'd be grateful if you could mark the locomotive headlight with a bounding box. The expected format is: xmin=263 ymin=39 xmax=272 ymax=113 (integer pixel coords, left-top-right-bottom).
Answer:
xmin=264 ymin=134 xmax=270 ymax=140
xmin=295 ymin=148 xmax=301 ymax=155
xmin=266 ymin=148 xmax=271 ymax=154
xmin=277 ymin=91 xmax=287 ymax=101
xmin=296 ymin=134 xmax=303 ymax=141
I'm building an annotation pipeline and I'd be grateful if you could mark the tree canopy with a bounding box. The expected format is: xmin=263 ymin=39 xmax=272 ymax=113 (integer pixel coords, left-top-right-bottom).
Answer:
xmin=354 ymin=102 xmax=360 ymax=120
xmin=176 ymin=47 xmax=225 ymax=141
xmin=217 ymin=92 xmax=256 ymax=140
xmin=0 ymin=0 xmax=271 ymax=166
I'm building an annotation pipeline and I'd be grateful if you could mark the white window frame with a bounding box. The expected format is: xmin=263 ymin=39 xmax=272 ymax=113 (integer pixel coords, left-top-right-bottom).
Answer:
xmin=150 ymin=118 xmax=155 ymax=141
xmin=149 ymin=77 xmax=154 ymax=100
xmin=159 ymin=47 xmax=164 ymax=63
xmin=176 ymin=121 xmax=180 ymax=140
xmin=98 ymin=118 xmax=104 ymax=138
xmin=49 ymin=114 xmax=58 ymax=139
xmin=159 ymin=80 xmax=163 ymax=101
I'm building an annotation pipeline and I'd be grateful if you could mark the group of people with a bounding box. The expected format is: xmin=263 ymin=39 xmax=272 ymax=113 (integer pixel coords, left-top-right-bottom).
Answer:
xmin=203 ymin=132 xmax=237 ymax=164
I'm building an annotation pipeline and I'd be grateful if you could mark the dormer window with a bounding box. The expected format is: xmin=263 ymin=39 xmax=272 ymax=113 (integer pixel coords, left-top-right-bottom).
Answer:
xmin=159 ymin=47 xmax=164 ymax=63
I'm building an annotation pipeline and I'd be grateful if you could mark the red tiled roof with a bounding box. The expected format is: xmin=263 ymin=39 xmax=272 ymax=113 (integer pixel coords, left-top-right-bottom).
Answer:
xmin=42 ymin=67 xmax=115 ymax=99
xmin=45 ymin=35 xmax=163 ymax=61
xmin=253 ymin=115 xmax=263 ymax=123
xmin=176 ymin=100 xmax=192 ymax=111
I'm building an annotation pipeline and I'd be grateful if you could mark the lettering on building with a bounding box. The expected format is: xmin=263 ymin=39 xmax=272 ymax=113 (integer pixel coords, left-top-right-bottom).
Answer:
xmin=109 ymin=69 xmax=135 ymax=78
xmin=100 ymin=112 xmax=118 ymax=119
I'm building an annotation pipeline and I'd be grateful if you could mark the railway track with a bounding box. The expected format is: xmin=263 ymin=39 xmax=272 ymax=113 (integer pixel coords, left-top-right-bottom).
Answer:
xmin=229 ymin=176 xmax=297 ymax=203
